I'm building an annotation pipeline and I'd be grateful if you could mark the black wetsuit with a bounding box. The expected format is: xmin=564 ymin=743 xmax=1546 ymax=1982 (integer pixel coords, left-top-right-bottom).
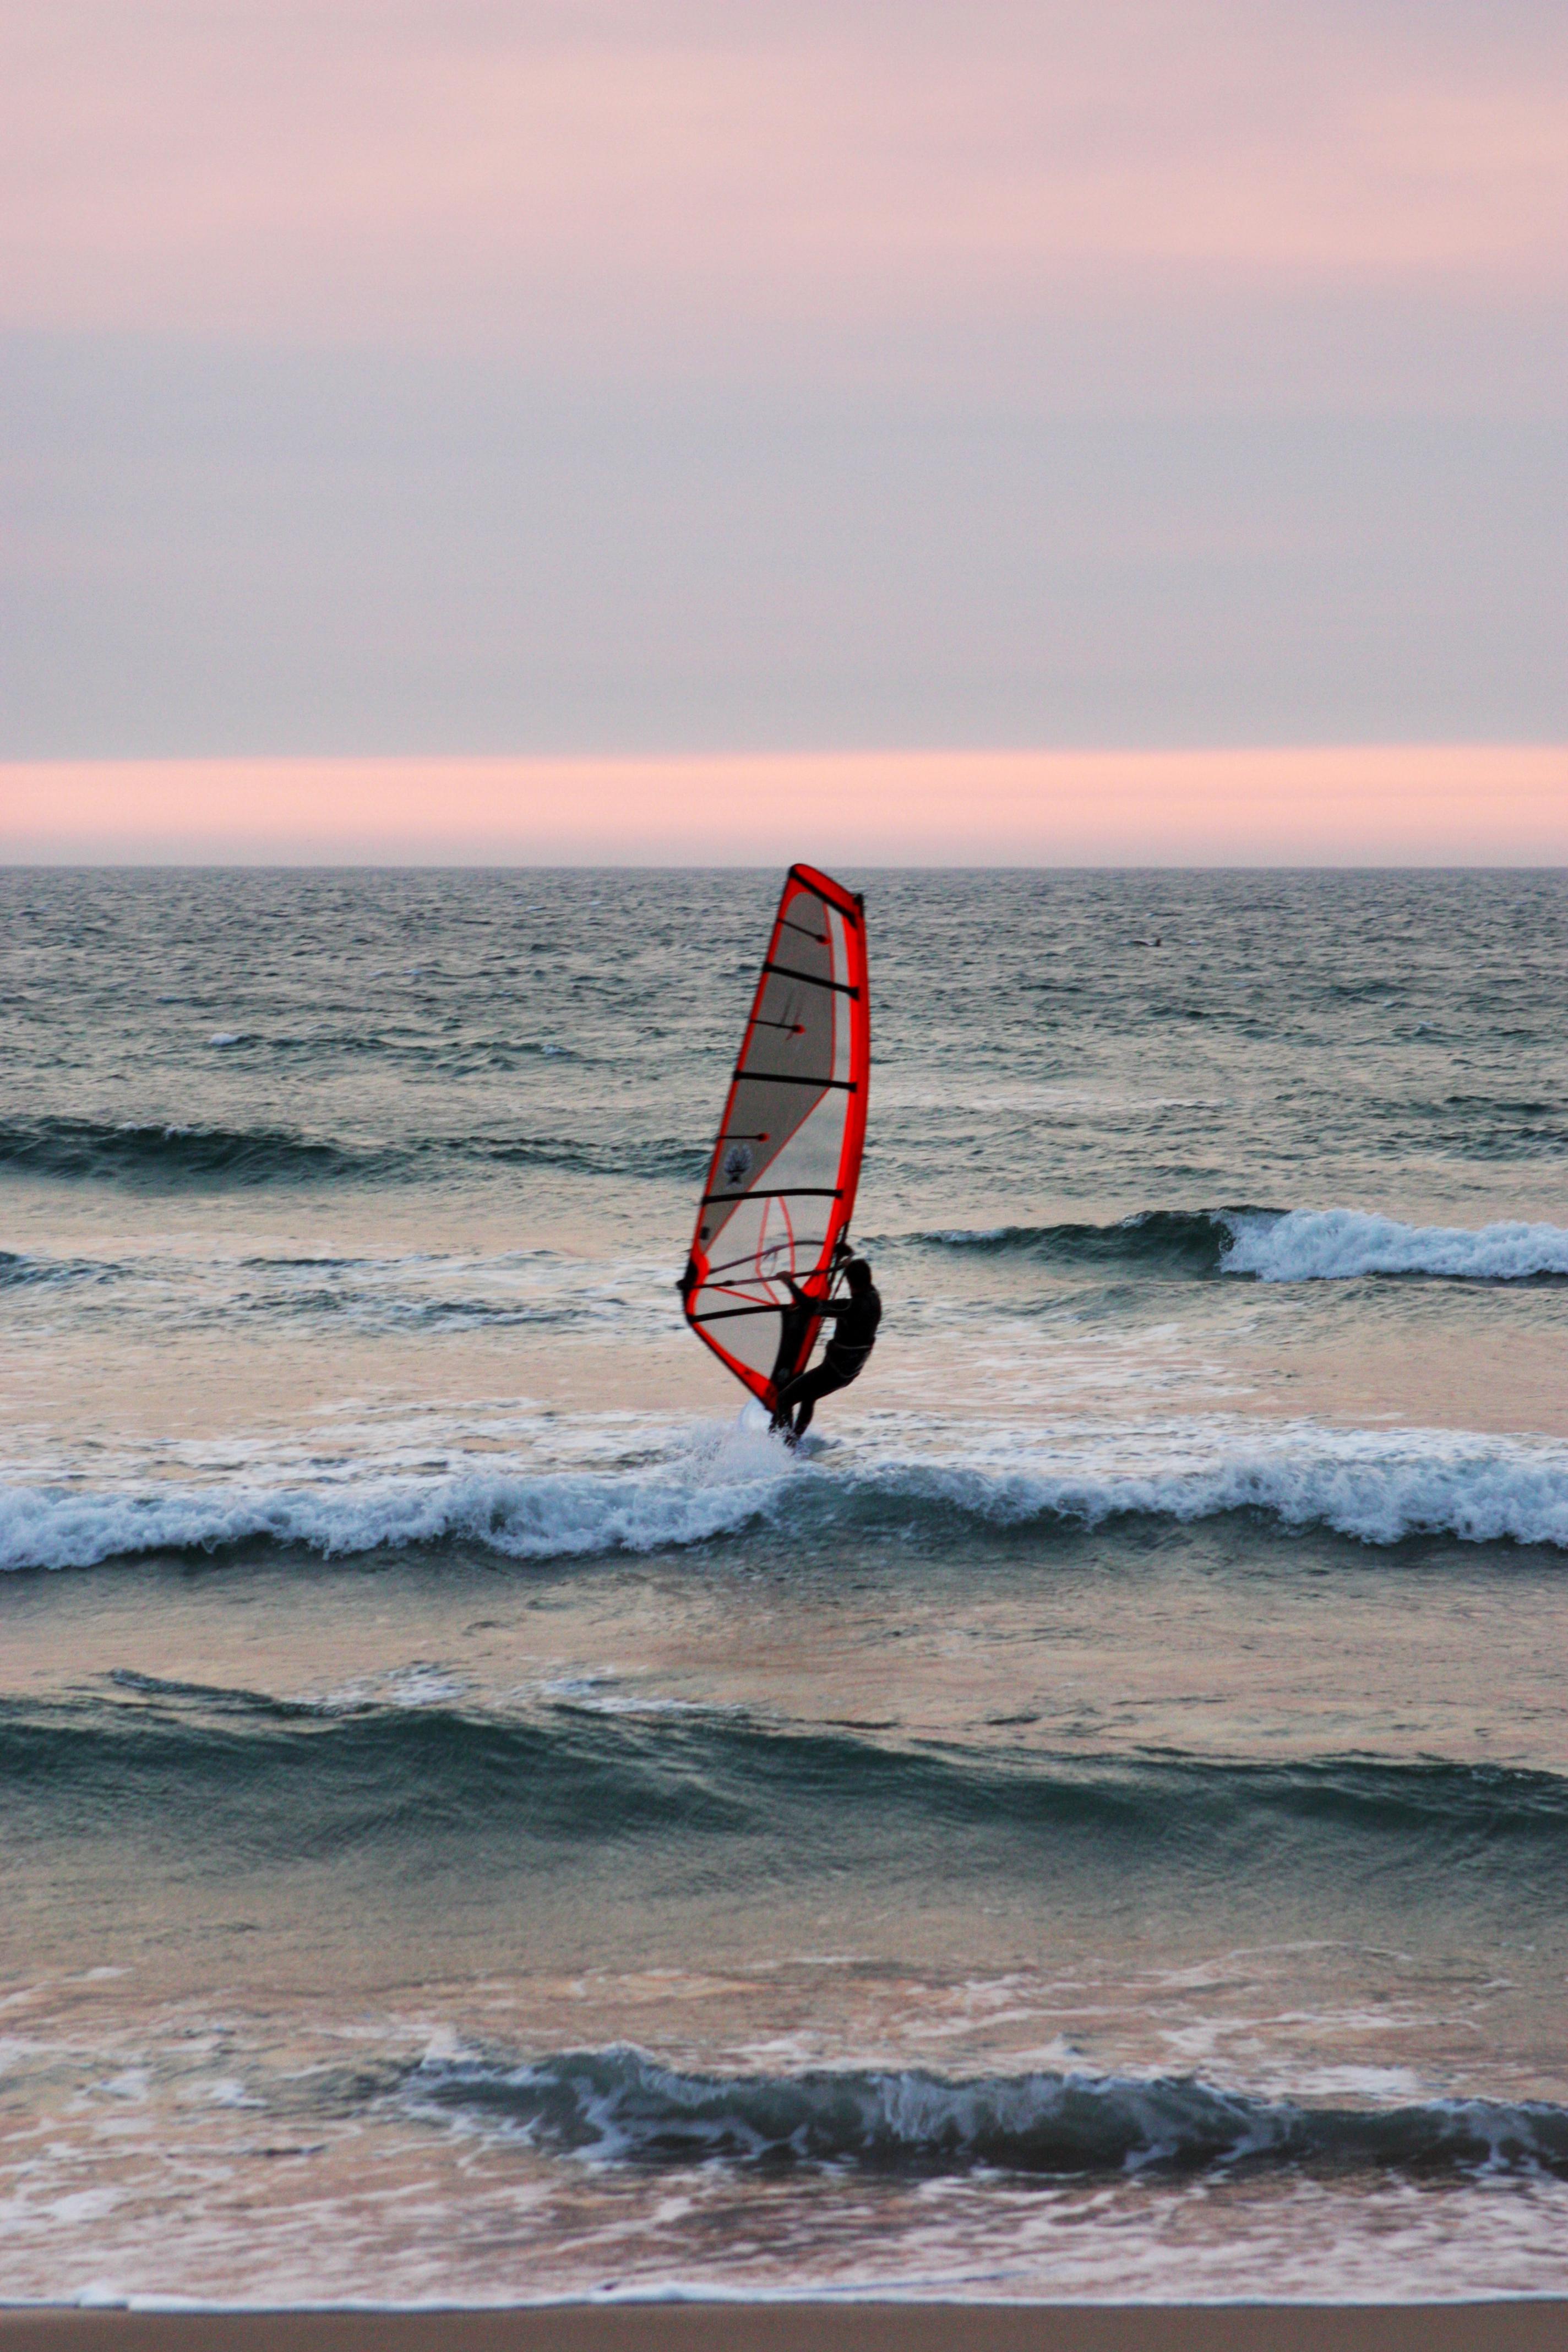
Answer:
xmin=772 ymin=1283 xmax=882 ymax=1439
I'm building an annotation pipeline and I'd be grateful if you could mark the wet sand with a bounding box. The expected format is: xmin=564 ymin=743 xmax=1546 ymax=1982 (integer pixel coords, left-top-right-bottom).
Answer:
xmin=1 ymin=2306 xmax=1563 ymax=2352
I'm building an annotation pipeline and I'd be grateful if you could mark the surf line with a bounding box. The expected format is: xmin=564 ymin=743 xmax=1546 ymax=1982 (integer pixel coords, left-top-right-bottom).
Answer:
xmin=677 ymin=864 xmax=872 ymax=1424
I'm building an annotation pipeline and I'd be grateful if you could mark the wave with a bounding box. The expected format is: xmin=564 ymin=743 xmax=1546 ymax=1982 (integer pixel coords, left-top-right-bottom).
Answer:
xmin=0 ymin=1117 xmax=703 ymax=1190
xmin=477 ymin=1134 xmax=704 ymax=1182
xmin=11 ymin=1685 xmax=1568 ymax=1863
xmin=223 ymin=1284 xmax=587 ymax=1333
xmin=1223 ymin=1208 xmax=1568 ymax=1283
xmin=0 ymin=1249 xmax=122 ymax=1290
xmin=0 ymin=1244 xmax=661 ymax=1332
xmin=6 ymin=1424 xmax=1568 ymax=1571
xmin=0 ymin=1690 xmax=749 ymax=1838
xmin=402 ymin=2046 xmax=1568 ymax=2181
xmin=908 ymin=1210 xmax=1242 ymax=1275
xmin=0 ymin=1117 xmax=376 ymax=1186
xmin=0 ymin=1243 xmax=676 ymax=1342
xmin=0 ymin=1462 xmax=766 ymax=1571
xmin=1418 ymin=1095 xmax=1568 ymax=1161
xmin=201 ymin=1030 xmax=581 ymax=1066
xmin=913 ymin=1207 xmax=1568 ymax=1283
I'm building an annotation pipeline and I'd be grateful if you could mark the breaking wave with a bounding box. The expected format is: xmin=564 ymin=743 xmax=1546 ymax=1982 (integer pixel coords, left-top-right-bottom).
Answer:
xmin=404 ymin=2046 xmax=1568 ymax=2182
xmin=914 ymin=1207 xmax=1568 ymax=1283
xmin=1223 ymin=1208 xmax=1568 ymax=1283
xmin=6 ymin=1424 xmax=1568 ymax=1571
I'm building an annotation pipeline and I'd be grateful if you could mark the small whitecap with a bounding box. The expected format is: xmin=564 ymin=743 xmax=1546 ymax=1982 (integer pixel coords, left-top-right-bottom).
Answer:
xmin=386 ymin=1665 xmax=468 ymax=1707
xmin=96 ymin=2069 xmax=149 ymax=2101
xmin=198 ymin=2078 xmax=262 ymax=2109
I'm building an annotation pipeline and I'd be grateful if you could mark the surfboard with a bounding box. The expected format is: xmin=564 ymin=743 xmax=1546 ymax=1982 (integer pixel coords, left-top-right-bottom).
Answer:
xmin=680 ymin=864 xmax=870 ymax=1410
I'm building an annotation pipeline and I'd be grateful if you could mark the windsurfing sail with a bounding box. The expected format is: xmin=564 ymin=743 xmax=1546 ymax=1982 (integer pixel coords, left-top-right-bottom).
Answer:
xmin=680 ymin=864 xmax=870 ymax=1409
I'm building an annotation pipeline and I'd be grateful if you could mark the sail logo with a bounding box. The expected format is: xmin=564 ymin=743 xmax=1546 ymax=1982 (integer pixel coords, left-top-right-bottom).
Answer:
xmin=723 ymin=1142 xmax=754 ymax=1184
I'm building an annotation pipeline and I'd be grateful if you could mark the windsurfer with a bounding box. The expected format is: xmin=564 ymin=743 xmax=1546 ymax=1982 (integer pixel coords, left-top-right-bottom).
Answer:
xmin=770 ymin=1255 xmax=881 ymax=1444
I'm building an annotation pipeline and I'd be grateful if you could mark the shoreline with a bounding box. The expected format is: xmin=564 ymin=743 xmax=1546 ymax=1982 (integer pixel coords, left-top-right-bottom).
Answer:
xmin=3 ymin=2305 xmax=1566 ymax=2351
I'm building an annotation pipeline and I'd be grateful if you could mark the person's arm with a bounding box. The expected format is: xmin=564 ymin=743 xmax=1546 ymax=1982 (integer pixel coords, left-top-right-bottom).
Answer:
xmin=785 ymin=1276 xmax=850 ymax=1319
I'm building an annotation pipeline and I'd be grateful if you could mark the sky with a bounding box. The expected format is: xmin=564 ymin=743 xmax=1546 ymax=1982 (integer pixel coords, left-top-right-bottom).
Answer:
xmin=7 ymin=749 xmax=1564 ymax=866
xmin=2 ymin=0 xmax=1565 ymax=858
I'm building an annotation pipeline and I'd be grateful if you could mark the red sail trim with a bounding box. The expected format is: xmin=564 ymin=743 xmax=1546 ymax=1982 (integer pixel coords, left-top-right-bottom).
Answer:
xmin=681 ymin=863 xmax=870 ymax=1409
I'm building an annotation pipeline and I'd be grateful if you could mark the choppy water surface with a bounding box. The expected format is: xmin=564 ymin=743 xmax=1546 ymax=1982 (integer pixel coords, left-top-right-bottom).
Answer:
xmin=1 ymin=866 xmax=1566 ymax=2306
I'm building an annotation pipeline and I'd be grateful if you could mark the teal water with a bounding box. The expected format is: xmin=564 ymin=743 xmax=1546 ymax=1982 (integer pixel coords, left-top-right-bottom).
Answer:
xmin=1 ymin=867 xmax=1566 ymax=2305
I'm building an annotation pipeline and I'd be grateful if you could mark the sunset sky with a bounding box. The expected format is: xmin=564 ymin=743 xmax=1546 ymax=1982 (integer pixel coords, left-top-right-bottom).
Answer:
xmin=3 ymin=0 xmax=1564 ymax=859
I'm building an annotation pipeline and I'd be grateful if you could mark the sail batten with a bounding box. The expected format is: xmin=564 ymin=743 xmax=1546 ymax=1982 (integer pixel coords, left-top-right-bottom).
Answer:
xmin=680 ymin=864 xmax=870 ymax=1407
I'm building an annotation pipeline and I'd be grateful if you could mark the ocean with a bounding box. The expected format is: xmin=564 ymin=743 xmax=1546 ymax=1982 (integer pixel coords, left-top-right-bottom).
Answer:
xmin=2 ymin=864 xmax=1566 ymax=2309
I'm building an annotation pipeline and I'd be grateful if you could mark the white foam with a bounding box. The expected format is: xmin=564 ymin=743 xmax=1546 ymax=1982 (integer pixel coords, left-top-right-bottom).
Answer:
xmin=896 ymin=1430 xmax=1568 ymax=1548
xmin=0 ymin=1417 xmax=796 ymax=1573
xmin=4 ymin=1417 xmax=1568 ymax=1570
xmin=0 ymin=1466 xmax=776 ymax=1573
xmin=1224 ymin=1208 xmax=1568 ymax=1283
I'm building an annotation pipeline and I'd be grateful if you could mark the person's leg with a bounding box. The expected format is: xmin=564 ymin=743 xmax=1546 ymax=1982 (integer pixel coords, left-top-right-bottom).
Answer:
xmin=781 ymin=1362 xmax=848 ymax=1442
xmin=770 ymin=1369 xmax=808 ymax=1434
xmin=791 ymin=1380 xmax=822 ymax=1440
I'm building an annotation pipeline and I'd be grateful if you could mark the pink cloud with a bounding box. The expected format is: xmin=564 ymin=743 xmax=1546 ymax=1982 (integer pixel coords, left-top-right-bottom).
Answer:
xmin=4 ymin=4 xmax=1562 ymax=350
xmin=5 ymin=747 xmax=1564 ymax=865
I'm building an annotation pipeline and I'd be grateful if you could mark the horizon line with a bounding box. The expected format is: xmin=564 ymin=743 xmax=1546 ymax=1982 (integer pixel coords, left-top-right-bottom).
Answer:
xmin=4 ymin=858 xmax=1567 ymax=874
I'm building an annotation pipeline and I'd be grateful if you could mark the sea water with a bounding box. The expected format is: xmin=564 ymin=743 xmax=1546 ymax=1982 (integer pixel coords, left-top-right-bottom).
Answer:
xmin=1 ymin=865 xmax=1566 ymax=2307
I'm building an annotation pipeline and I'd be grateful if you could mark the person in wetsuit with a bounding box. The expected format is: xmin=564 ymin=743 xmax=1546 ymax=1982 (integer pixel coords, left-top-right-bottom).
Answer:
xmin=770 ymin=1255 xmax=881 ymax=1445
